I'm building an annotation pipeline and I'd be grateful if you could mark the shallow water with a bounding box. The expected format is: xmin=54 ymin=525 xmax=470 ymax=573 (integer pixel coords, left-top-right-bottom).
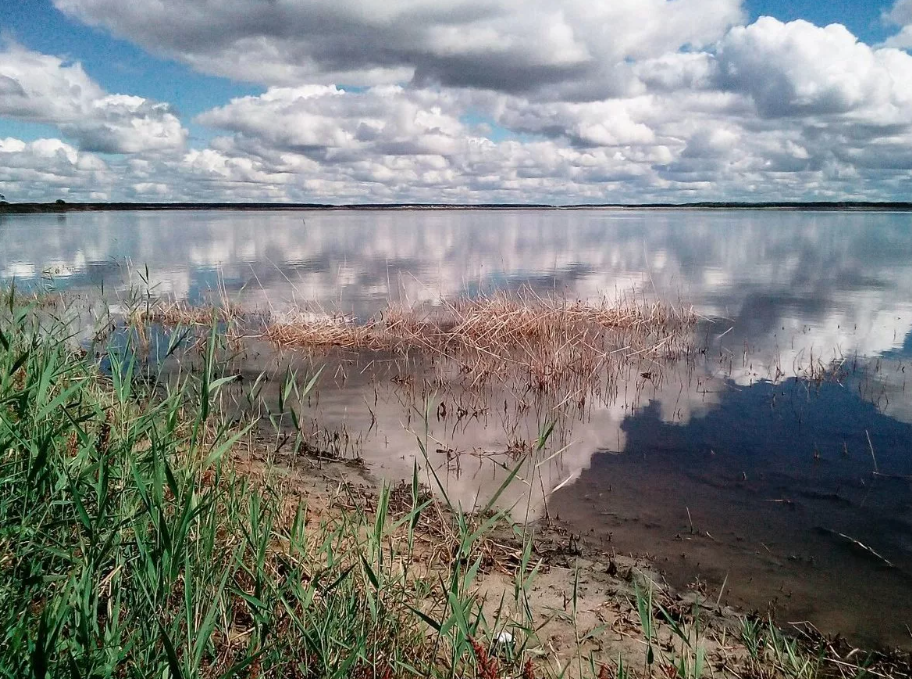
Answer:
xmin=3 ymin=208 xmax=912 ymax=648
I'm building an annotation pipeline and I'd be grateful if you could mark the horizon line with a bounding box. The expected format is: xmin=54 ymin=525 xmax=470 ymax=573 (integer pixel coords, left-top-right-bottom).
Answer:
xmin=3 ymin=200 xmax=912 ymax=213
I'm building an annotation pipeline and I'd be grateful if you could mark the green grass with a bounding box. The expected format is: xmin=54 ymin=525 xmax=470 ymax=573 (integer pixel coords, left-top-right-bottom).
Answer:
xmin=0 ymin=299 xmax=375 ymax=675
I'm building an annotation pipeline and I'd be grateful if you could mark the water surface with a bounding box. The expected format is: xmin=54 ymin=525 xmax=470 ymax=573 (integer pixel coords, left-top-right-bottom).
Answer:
xmin=3 ymin=208 xmax=912 ymax=648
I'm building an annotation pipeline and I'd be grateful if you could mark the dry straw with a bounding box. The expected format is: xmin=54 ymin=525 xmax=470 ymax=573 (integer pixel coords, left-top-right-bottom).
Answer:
xmin=263 ymin=288 xmax=696 ymax=395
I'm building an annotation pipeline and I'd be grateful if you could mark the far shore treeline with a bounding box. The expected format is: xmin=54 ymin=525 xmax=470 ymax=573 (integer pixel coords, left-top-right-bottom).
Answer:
xmin=1 ymin=201 xmax=912 ymax=213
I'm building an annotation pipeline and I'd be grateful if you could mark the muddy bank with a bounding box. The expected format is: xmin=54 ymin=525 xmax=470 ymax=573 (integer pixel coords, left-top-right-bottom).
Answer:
xmin=217 ymin=322 xmax=912 ymax=654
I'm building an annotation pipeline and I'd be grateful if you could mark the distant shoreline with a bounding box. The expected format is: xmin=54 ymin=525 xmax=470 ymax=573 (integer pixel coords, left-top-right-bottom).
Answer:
xmin=2 ymin=201 xmax=911 ymax=214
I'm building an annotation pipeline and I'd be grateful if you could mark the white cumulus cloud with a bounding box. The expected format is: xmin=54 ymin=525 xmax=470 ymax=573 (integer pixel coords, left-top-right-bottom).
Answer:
xmin=0 ymin=44 xmax=187 ymax=153
xmin=0 ymin=137 xmax=110 ymax=199
xmin=717 ymin=17 xmax=912 ymax=121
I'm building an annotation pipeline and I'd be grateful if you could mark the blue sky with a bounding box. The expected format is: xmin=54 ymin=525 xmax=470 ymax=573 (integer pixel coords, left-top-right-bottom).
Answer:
xmin=747 ymin=0 xmax=895 ymax=43
xmin=0 ymin=0 xmax=910 ymax=203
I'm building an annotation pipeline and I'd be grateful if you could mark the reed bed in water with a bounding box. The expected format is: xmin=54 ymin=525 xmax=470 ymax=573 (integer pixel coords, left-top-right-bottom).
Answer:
xmin=129 ymin=299 xmax=240 ymax=326
xmin=262 ymin=290 xmax=696 ymax=406
xmin=263 ymin=290 xmax=696 ymax=362
xmin=262 ymin=309 xmax=375 ymax=349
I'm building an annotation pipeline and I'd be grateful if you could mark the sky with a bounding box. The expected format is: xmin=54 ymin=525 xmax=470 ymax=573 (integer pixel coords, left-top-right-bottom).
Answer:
xmin=0 ymin=0 xmax=910 ymax=204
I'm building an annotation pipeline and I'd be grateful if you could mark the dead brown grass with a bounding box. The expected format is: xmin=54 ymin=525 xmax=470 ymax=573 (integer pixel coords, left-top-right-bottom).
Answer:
xmin=266 ymin=290 xmax=692 ymax=352
xmin=262 ymin=289 xmax=695 ymax=397
xmin=263 ymin=310 xmax=375 ymax=348
xmin=130 ymin=300 xmax=239 ymax=327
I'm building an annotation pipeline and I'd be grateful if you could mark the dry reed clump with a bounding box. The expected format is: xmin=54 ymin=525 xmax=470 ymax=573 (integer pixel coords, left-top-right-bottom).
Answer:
xmin=129 ymin=300 xmax=239 ymax=327
xmin=442 ymin=290 xmax=687 ymax=346
xmin=433 ymin=291 xmax=694 ymax=377
xmin=262 ymin=290 xmax=696 ymax=395
xmin=265 ymin=290 xmax=693 ymax=354
xmin=262 ymin=310 xmax=375 ymax=348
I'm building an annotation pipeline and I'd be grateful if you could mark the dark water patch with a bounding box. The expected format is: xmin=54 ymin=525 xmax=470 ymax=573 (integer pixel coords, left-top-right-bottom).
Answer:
xmin=882 ymin=329 xmax=912 ymax=361
xmin=551 ymin=377 xmax=912 ymax=649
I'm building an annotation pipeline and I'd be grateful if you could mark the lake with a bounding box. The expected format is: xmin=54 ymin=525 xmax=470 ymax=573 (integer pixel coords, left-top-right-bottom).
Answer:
xmin=2 ymin=208 xmax=912 ymax=648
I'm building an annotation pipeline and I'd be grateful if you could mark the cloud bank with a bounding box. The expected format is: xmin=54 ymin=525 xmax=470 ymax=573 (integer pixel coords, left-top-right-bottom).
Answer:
xmin=0 ymin=44 xmax=186 ymax=155
xmin=0 ymin=1 xmax=910 ymax=202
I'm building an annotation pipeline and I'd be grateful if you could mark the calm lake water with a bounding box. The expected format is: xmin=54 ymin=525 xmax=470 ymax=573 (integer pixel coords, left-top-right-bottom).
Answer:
xmin=2 ymin=208 xmax=912 ymax=648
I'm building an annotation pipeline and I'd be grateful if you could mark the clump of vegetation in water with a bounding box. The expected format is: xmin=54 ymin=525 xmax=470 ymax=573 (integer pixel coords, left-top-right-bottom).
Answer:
xmin=0 ymin=291 xmax=905 ymax=678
